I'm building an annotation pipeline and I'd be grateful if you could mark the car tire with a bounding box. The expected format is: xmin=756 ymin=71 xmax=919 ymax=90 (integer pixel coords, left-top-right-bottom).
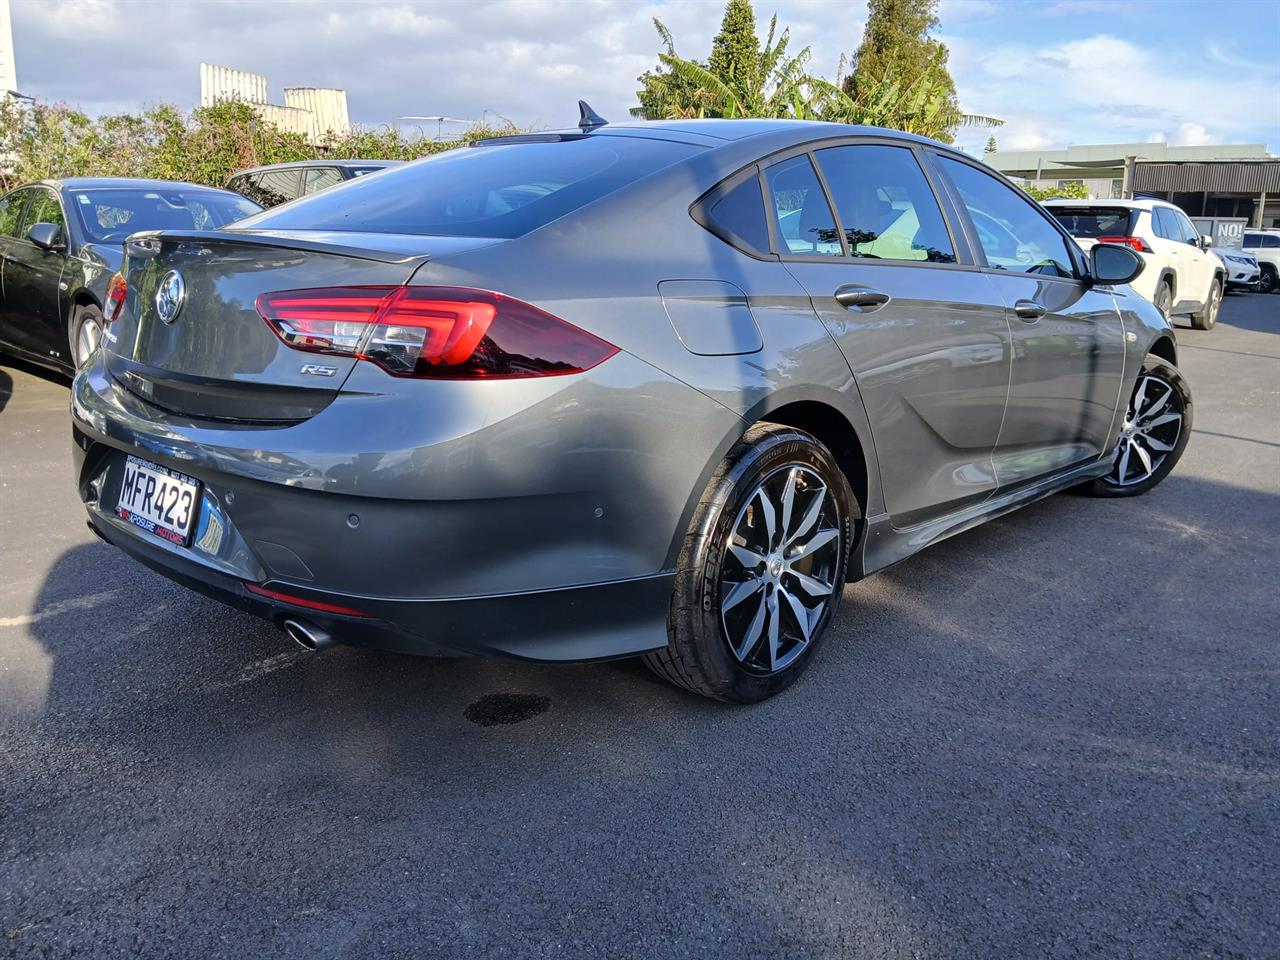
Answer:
xmin=644 ymin=423 xmax=856 ymax=703
xmin=1259 ymin=264 xmax=1278 ymax=295
xmin=1153 ymin=278 xmax=1174 ymax=318
xmin=1189 ymin=278 xmax=1221 ymax=330
xmin=69 ymin=303 xmax=104 ymax=368
xmin=1077 ymin=352 xmax=1192 ymax=498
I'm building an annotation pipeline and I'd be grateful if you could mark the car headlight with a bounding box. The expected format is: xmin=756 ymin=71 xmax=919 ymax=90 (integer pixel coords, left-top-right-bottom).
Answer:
xmin=1224 ymin=255 xmax=1255 ymax=265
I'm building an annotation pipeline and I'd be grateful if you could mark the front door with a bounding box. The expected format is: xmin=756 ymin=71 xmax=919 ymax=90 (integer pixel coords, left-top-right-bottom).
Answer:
xmin=763 ymin=144 xmax=1012 ymax=526
xmin=4 ymin=188 xmax=70 ymax=365
xmin=934 ymin=155 xmax=1126 ymax=486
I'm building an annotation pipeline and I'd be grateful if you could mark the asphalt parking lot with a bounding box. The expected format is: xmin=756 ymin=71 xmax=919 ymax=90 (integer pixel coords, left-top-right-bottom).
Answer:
xmin=2 ymin=294 xmax=1278 ymax=959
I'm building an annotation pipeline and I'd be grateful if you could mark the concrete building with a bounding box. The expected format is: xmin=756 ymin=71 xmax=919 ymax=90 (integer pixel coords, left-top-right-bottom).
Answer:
xmin=0 ymin=0 xmax=17 ymax=96
xmin=986 ymin=141 xmax=1280 ymax=228
xmin=199 ymin=63 xmax=351 ymax=144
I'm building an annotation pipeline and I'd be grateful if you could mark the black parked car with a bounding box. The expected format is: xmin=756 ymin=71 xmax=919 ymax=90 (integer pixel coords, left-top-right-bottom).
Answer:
xmin=0 ymin=178 xmax=260 ymax=373
xmin=226 ymin=159 xmax=403 ymax=208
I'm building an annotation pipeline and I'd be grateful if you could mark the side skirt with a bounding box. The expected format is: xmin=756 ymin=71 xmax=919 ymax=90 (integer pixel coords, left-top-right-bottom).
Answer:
xmin=851 ymin=458 xmax=1111 ymax=579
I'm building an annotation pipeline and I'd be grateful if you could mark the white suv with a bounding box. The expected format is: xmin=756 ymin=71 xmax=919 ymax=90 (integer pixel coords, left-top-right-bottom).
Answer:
xmin=1044 ymin=198 xmax=1225 ymax=330
xmin=1242 ymin=229 xmax=1280 ymax=294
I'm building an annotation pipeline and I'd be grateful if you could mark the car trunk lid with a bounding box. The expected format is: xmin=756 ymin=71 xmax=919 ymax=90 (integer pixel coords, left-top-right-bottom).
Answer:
xmin=105 ymin=229 xmax=502 ymax=422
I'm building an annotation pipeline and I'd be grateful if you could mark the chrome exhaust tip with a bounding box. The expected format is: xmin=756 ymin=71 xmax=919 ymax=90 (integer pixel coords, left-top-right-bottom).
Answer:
xmin=282 ymin=619 xmax=335 ymax=652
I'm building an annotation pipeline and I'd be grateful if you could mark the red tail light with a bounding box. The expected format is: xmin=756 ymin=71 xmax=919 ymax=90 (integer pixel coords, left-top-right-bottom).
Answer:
xmin=103 ymin=272 xmax=127 ymax=323
xmin=1097 ymin=236 xmax=1152 ymax=254
xmin=255 ymin=286 xmax=618 ymax=379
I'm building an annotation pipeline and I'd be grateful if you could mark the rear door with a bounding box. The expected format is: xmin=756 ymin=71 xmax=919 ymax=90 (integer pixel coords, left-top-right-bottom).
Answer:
xmin=933 ymin=154 xmax=1125 ymax=485
xmin=768 ymin=142 xmax=1012 ymax=525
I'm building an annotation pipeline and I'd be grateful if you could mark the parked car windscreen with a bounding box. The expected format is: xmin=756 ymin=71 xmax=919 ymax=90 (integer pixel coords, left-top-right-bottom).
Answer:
xmin=69 ymin=188 xmax=262 ymax=242
xmin=236 ymin=136 xmax=700 ymax=239
xmin=1047 ymin=206 xmax=1134 ymax=239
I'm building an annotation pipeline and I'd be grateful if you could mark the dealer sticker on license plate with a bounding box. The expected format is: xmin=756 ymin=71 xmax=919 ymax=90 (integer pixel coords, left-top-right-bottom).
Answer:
xmin=116 ymin=455 xmax=201 ymax=546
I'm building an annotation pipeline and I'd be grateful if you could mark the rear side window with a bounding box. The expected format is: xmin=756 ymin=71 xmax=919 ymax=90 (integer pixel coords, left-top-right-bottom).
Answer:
xmin=238 ymin=137 xmax=699 ymax=239
xmin=304 ymin=167 xmax=343 ymax=194
xmin=696 ymin=173 xmax=769 ymax=255
xmin=765 ymin=154 xmax=841 ymax=257
xmin=813 ymin=144 xmax=955 ymax=263
xmin=939 ymin=157 xmax=1075 ymax=278
xmin=1048 ymin=207 xmax=1133 ymax=239
xmin=1153 ymin=207 xmax=1180 ymax=240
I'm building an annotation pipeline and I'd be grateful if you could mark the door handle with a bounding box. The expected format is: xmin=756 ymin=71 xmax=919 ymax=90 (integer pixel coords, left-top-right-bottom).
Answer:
xmin=834 ymin=286 xmax=891 ymax=312
xmin=1014 ymin=299 xmax=1046 ymax=322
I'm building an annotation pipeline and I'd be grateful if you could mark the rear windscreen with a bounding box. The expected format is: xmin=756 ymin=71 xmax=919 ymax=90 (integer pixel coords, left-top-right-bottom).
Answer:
xmin=71 ymin=189 xmax=262 ymax=243
xmin=235 ymin=136 xmax=700 ymax=239
xmin=1048 ymin=207 xmax=1134 ymax=238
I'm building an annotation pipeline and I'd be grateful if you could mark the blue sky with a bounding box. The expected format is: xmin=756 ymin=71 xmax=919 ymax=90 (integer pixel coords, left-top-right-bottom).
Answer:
xmin=11 ymin=0 xmax=1280 ymax=156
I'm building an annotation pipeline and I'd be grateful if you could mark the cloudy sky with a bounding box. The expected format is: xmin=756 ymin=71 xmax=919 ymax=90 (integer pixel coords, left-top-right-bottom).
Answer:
xmin=11 ymin=0 xmax=1280 ymax=157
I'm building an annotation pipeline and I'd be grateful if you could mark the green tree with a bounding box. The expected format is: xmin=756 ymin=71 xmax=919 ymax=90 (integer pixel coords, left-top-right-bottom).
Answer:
xmin=708 ymin=0 xmax=760 ymax=94
xmin=845 ymin=0 xmax=960 ymax=141
xmin=984 ymin=135 xmax=998 ymax=155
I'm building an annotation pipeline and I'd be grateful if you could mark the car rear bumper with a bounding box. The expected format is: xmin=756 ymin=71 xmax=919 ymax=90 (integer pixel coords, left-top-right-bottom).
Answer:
xmin=70 ymin=348 xmax=736 ymax=662
xmin=83 ymin=507 xmax=672 ymax=661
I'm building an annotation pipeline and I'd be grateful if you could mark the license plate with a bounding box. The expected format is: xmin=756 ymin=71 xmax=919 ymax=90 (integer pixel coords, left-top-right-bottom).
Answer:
xmin=116 ymin=455 xmax=201 ymax=546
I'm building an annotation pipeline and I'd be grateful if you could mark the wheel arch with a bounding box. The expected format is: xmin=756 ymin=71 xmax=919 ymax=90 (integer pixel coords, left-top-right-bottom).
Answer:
xmin=1147 ymin=334 xmax=1177 ymax=368
xmin=661 ymin=391 xmax=880 ymax=573
xmin=755 ymin=400 xmax=869 ymax=520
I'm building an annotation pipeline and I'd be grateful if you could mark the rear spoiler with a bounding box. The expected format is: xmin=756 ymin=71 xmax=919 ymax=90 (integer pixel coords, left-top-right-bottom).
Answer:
xmin=123 ymin=229 xmax=496 ymax=266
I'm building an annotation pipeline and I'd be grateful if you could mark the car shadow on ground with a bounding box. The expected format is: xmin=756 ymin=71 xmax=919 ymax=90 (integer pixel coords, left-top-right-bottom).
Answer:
xmin=6 ymin=470 xmax=1278 ymax=956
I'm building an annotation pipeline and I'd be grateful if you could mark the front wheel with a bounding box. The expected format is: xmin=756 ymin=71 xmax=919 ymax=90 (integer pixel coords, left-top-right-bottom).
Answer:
xmin=1077 ymin=353 xmax=1192 ymax=498
xmin=1189 ymin=278 xmax=1221 ymax=330
xmin=645 ymin=424 xmax=856 ymax=703
xmin=1259 ymin=264 xmax=1277 ymax=295
xmin=69 ymin=304 xmax=104 ymax=368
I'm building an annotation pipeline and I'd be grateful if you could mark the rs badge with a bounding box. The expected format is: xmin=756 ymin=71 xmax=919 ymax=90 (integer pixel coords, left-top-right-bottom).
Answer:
xmin=300 ymin=363 xmax=338 ymax=377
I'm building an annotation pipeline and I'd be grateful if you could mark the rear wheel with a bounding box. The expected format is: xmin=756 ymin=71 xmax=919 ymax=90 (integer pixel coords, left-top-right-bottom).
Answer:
xmin=1189 ymin=278 xmax=1221 ymax=330
xmin=1153 ymin=278 xmax=1174 ymax=318
xmin=1077 ymin=353 xmax=1192 ymax=498
xmin=69 ymin=304 xmax=103 ymax=368
xmin=645 ymin=424 xmax=856 ymax=703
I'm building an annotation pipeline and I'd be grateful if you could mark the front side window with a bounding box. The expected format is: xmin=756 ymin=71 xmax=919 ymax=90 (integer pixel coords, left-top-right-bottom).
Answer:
xmin=22 ymin=189 xmax=65 ymax=236
xmin=1243 ymin=232 xmax=1262 ymax=246
xmin=304 ymin=167 xmax=343 ymax=194
xmin=1173 ymin=210 xmax=1201 ymax=244
xmin=764 ymin=154 xmax=841 ymax=257
xmin=939 ymin=157 xmax=1075 ymax=278
xmin=814 ymin=144 xmax=955 ymax=263
xmin=256 ymin=169 xmax=303 ymax=206
xmin=0 ymin=189 xmax=32 ymax=238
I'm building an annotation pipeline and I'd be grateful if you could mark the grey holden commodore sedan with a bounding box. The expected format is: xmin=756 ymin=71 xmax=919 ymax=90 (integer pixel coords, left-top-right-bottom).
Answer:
xmin=71 ymin=114 xmax=1190 ymax=702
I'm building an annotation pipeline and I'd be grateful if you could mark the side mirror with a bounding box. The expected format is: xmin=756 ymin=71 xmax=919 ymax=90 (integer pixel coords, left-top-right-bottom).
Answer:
xmin=1199 ymin=234 xmax=1213 ymax=250
xmin=27 ymin=221 xmax=64 ymax=252
xmin=1091 ymin=242 xmax=1145 ymax=286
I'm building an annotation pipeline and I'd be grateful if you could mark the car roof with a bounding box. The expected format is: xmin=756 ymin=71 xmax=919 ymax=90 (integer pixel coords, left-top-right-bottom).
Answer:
xmin=1041 ymin=197 xmax=1173 ymax=211
xmin=39 ymin=177 xmax=242 ymax=193
xmin=564 ymin=118 xmax=953 ymax=149
xmin=230 ymin=159 xmax=404 ymax=177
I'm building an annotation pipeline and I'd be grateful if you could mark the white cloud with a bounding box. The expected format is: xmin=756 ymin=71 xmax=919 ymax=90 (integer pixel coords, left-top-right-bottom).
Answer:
xmin=1168 ymin=122 xmax=1224 ymax=147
